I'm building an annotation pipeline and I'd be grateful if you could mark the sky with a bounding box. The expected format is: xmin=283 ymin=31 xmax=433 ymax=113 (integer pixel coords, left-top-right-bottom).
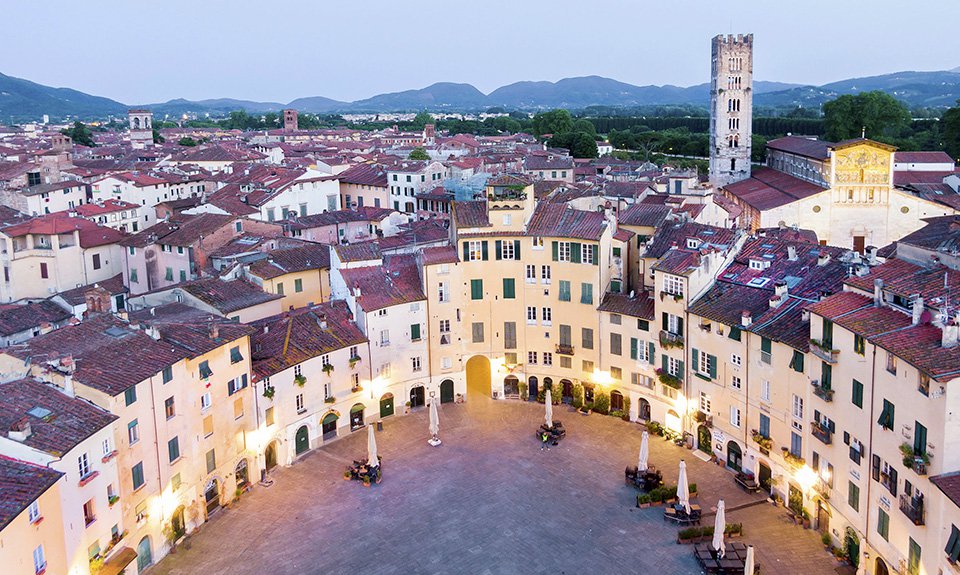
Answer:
xmin=3 ymin=0 xmax=959 ymax=105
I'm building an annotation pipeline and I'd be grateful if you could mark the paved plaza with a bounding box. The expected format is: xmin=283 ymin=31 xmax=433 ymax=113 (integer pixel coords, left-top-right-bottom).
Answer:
xmin=154 ymin=393 xmax=851 ymax=575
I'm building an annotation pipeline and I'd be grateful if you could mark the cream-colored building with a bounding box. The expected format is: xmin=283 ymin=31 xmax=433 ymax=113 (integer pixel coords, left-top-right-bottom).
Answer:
xmin=0 ymin=459 xmax=68 ymax=575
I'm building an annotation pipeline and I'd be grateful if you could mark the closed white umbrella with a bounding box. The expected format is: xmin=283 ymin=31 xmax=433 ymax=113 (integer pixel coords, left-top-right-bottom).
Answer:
xmin=713 ymin=499 xmax=726 ymax=559
xmin=677 ymin=460 xmax=691 ymax=515
xmin=544 ymin=389 xmax=553 ymax=428
xmin=429 ymin=397 xmax=440 ymax=437
xmin=638 ymin=431 xmax=649 ymax=472
xmin=743 ymin=545 xmax=754 ymax=575
xmin=367 ymin=424 xmax=378 ymax=467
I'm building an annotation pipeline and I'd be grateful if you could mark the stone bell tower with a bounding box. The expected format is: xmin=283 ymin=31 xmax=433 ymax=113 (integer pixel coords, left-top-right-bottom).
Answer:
xmin=128 ymin=109 xmax=154 ymax=150
xmin=709 ymin=34 xmax=753 ymax=188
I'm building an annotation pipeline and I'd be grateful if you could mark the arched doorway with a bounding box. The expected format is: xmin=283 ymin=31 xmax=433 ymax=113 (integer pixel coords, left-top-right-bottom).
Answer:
xmin=380 ymin=393 xmax=395 ymax=417
xmin=528 ymin=376 xmax=539 ymax=401
xmin=561 ymin=379 xmax=573 ymax=402
xmin=264 ymin=441 xmax=278 ymax=471
xmin=235 ymin=459 xmax=249 ymax=488
xmin=697 ymin=424 xmax=712 ymax=454
xmin=465 ymin=355 xmax=491 ymax=397
xmin=321 ymin=412 xmax=338 ymax=440
xmin=350 ymin=403 xmax=365 ymax=430
xmin=726 ymin=441 xmax=743 ymax=472
xmin=295 ymin=425 xmax=310 ymax=455
xmin=874 ymin=558 xmax=889 ymax=575
xmin=758 ymin=461 xmax=772 ymax=493
xmin=638 ymin=398 xmax=651 ymax=421
xmin=409 ymin=386 xmax=425 ymax=408
xmin=845 ymin=528 xmax=860 ymax=569
xmin=136 ymin=536 xmax=152 ymax=571
xmin=503 ymin=375 xmax=519 ymax=397
xmin=610 ymin=390 xmax=624 ymax=411
xmin=204 ymin=478 xmax=220 ymax=515
xmin=171 ymin=505 xmax=185 ymax=541
xmin=582 ymin=382 xmax=595 ymax=404
xmin=440 ymin=379 xmax=454 ymax=403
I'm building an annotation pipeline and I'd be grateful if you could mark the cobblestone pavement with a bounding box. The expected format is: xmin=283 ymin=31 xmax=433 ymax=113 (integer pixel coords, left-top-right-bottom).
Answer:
xmin=153 ymin=393 xmax=848 ymax=575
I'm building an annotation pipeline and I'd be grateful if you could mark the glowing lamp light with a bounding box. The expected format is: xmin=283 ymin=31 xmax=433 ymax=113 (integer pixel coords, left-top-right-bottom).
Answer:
xmin=795 ymin=465 xmax=818 ymax=493
xmin=592 ymin=369 xmax=612 ymax=386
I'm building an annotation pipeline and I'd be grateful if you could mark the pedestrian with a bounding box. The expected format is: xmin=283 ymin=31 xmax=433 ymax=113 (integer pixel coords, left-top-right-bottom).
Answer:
xmin=540 ymin=431 xmax=549 ymax=450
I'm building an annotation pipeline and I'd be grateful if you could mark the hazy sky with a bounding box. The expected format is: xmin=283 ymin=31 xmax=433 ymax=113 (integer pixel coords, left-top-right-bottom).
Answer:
xmin=4 ymin=0 xmax=958 ymax=104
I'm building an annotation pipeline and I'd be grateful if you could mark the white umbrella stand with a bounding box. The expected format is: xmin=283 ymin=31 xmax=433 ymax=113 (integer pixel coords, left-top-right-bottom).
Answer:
xmin=545 ymin=389 xmax=553 ymax=428
xmin=678 ymin=460 xmax=691 ymax=515
xmin=638 ymin=431 xmax=649 ymax=473
xmin=367 ymin=424 xmax=379 ymax=467
xmin=713 ymin=499 xmax=726 ymax=559
xmin=743 ymin=545 xmax=755 ymax=575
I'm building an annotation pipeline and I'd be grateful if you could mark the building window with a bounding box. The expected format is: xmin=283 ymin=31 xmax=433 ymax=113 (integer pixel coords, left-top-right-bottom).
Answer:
xmin=792 ymin=395 xmax=803 ymax=419
xmin=472 ymin=322 xmax=484 ymax=343
xmin=528 ymin=351 xmax=538 ymax=364
xmin=412 ymin=357 xmax=422 ymax=372
xmin=525 ymin=265 xmax=536 ymax=284
xmin=730 ymin=354 xmax=742 ymax=367
xmin=886 ymin=352 xmax=897 ymax=374
xmin=532 ymin=237 xmax=544 ymax=250
xmin=33 ymin=545 xmax=45 ymax=574
xmin=28 ymin=500 xmax=40 ymax=523
xmin=162 ymin=366 xmax=173 ymax=383
xmin=582 ymin=244 xmax=595 ymax=265
xmin=294 ymin=278 xmax=303 ymax=293
xmin=471 ymin=279 xmax=483 ymax=300
xmin=557 ymin=241 xmax=571 ymax=262
xmin=199 ymin=360 xmax=212 ymax=379
xmin=699 ymin=392 xmax=711 ymax=413
xmin=558 ymin=280 xmax=571 ymax=302
xmin=168 ymin=437 xmax=180 ymax=462
xmin=132 ymin=462 xmax=144 ymax=490
xmin=526 ymin=306 xmax=537 ymax=325
xmin=164 ymin=397 xmax=175 ymax=419
xmin=789 ymin=350 xmax=804 ymax=373
xmin=127 ymin=420 xmax=139 ymax=445
xmin=542 ymin=307 xmax=552 ymax=325
xmin=410 ymin=323 xmax=421 ymax=341
xmin=582 ymin=360 xmax=594 ymax=373
xmin=581 ymin=328 xmax=593 ymax=350
xmin=760 ymin=380 xmax=771 ymax=402
xmin=467 ymin=241 xmax=486 ymax=261
xmin=438 ymin=281 xmax=449 ymax=302
xmin=731 ymin=375 xmax=742 ymax=390
xmin=610 ymin=333 xmax=622 ymax=356
xmin=848 ymin=481 xmax=860 ymax=512
xmin=503 ymin=278 xmax=516 ymax=299
xmin=124 ymin=385 xmax=137 ymax=406
xmin=854 ymin=334 xmax=865 ymax=355
xmin=543 ymin=352 xmax=553 ymax=366
xmin=730 ymin=406 xmax=741 ymax=428
xmin=877 ymin=508 xmax=889 ymax=541
xmin=580 ymin=282 xmax=593 ymax=305
xmin=878 ymin=399 xmax=895 ymax=430
xmin=541 ymin=265 xmax=551 ymax=284
xmin=205 ymin=449 xmax=216 ymax=474
xmin=500 ymin=240 xmax=516 ymax=260
xmin=662 ymin=274 xmax=684 ymax=296
xmin=852 ymin=379 xmax=864 ymax=408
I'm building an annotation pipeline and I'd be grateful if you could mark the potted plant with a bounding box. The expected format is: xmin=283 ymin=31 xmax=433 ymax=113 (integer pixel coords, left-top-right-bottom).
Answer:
xmin=518 ymin=381 xmax=528 ymax=401
xmin=571 ymin=383 xmax=584 ymax=409
xmin=404 ymin=401 xmax=412 ymax=414
xmin=362 ymin=476 xmax=371 ymax=488
xmin=636 ymin=493 xmax=652 ymax=508
xmin=802 ymin=509 xmax=811 ymax=529
xmin=688 ymin=483 xmax=697 ymax=498
xmin=322 ymin=363 xmax=334 ymax=376
xmin=677 ymin=526 xmax=699 ymax=544
xmin=324 ymin=395 xmax=335 ymax=404
xmin=622 ymin=397 xmax=631 ymax=421
xmin=349 ymin=355 xmax=361 ymax=368
xmin=294 ymin=374 xmax=307 ymax=387
xmin=262 ymin=385 xmax=275 ymax=399
xmin=343 ymin=470 xmax=352 ymax=481
xmin=108 ymin=494 xmax=120 ymax=506
xmin=821 ymin=532 xmax=832 ymax=549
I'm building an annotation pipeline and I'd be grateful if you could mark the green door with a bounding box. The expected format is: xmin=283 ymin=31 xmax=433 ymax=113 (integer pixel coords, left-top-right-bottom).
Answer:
xmin=295 ymin=425 xmax=310 ymax=455
xmin=440 ymin=379 xmax=455 ymax=403
xmin=380 ymin=393 xmax=395 ymax=417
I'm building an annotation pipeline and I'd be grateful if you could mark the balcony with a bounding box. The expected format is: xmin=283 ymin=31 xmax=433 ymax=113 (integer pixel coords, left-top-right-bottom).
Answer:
xmin=814 ymin=479 xmax=831 ymax=500
xmin=810 ymin=339 xmax=839 ymax=363
xmin=556 ymin=343 xmax=574 ymax=355
xmin=899 ymin=494 xmax=925 ymax=526
xmin=659 ymin=330 xmax=684 ymax=350
xmin=811 ymin=422 xmax=832 ymax=445
xmin=811 ymin=380 xmax=834 ymax=402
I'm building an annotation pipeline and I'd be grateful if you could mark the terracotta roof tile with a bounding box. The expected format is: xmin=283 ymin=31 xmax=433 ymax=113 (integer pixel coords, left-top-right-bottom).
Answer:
xmin=525 ymin=204 xmax=607 ymax=241
xmin=597 ymin=292 xmax=655 ymax=320
xmin=0 ymin=457 xmax=62 ymax=531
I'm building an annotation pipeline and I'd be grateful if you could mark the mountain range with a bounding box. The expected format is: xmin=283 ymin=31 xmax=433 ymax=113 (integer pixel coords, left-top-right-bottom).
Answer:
xmin=1 ymin=69 xmax=959 ymax=121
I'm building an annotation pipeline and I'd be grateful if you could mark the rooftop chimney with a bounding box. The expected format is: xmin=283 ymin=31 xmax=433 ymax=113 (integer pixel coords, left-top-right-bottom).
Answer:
xmin=209 ymin=323 xmax=219 ymax=340
xmin=8 ymin=417 xmax=32 ymax=442
xmin=912 ymin=295 xmax=924 ymax=326
xmin=943 ymin=319 xmax=959 ymax=349
xmin=741 ymin=311 xmax=752 ymax=327
xmin=319 ymin=313 xmax=328 ymax=329
xmin=873 ymin=278 xmax=884 ymax=307
xmin=787 ymin=246 xmax=797 ymax=261
xmin=817 ymin=251 xmax=831 ymax=267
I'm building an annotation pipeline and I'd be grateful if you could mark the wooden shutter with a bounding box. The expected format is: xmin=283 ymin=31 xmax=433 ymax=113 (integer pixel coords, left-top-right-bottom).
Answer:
xmin=514 ymin=240 xmax=521 ymax=259
xmin=571 ymin=242 xmax=581 ymax=263
xmin=691 ymin=348 xmax=699 ymax=372
xmin=708 ymin=355 xmax=717 ymax=379
xmin=462 ymin=242 xmax=469 ymax=262
xmin=551 ymin=241 xmax=558 ymax=261
xmin=481 ymin=241 xmax=489 ymax=261
xmin=630 ymin=338 xmax=638 ymax=360
xmin=495 ymin=240 xmax=502 ymax=260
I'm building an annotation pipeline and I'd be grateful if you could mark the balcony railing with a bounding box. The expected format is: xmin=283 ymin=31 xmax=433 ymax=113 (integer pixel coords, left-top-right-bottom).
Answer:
xmin=556 ymin=343 xmax=574 ymax=355
xmin=810 ymin=340 xmax=839 ymax=363
xmin=911 ymin=459 xmax=928 ymax=476
xmin=899 ymin=494 xmax=925 ymax=526
xmin=811 ymin=422 xmax=832 ymax=445
xmin=659 ymin=330 xmax=684 ymax=350
xmin=811 ymin=380 xmax=834 ymax=402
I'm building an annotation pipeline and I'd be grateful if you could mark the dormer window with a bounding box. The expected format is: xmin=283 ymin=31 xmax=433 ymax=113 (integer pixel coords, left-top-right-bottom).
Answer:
xmin=686 ymin=238 xmax=701 ymax=250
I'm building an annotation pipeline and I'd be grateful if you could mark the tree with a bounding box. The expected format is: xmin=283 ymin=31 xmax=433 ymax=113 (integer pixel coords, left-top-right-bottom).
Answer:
xmin=943 ymin=101 xmax=960 ymax=160
xmin=61 ymin=121 xmax=95 ymax=147
xmin=532 ymin=109 xmax=573 ymax=137
xmin=178 ymin=137 xmax=198 ymax=147
xmin=408 ymin=147 xmax=430 ymax=161
xmin=412 ymin=112 xmax=435 ymax=130
xmin=152 ymin=128 xmax=165 ymax=144
xmin=572 ymin=118 xmax=597 ymax=137
xmin=550 ymin=132 xmax=597 ymax=159
xmin=823 ymin=91 xmax=911 ymax=142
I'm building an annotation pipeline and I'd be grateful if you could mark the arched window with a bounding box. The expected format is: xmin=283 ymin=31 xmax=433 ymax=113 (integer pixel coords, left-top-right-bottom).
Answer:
xmin=133 ymin=117 xmax=141 ymax=130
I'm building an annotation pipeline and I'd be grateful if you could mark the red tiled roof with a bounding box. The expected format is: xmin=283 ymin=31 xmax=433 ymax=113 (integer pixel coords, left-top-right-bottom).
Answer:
xmin=895 ymin=151 xmax=955 ymax=164
xmin=452 ymin=201 xmax=490 ymax=228
xmin=597 ymin=292 xmax=654 ymax=319
xmin=247 ymin=244 xmax=330 ymax=280
xmin=846 ymin=259 xmax=960 ymax=305
xmin=2 ymin=214 xmax=126 ymax=248
xmin=526 ymin=204 xmax=607 ymax=241
xmin=338 ymin=254 xmax=425 ymax=312
xmin=73 ymin=199 xmax=139 ymax=217
xmin=766 ymin=136 xmax=833 ymax=160
xmin=420 ymin=245 xmax=459 ymax=265
xmin=932 ymin=472 xmax=960 ymax=510
xmin=55 ymin=274 xmax=128 ymax=306
xmin=0 ymin=457 xmax=63 ymax=531
xmin=0 ymin=301 xmax=71 ymax=337
xmin=722 ymin=167 xmax=827 ymax=211
xmin=178 ymin=277 xmax=282 ymax=313
xmin=336 ymin=163 xmax=388 ymax=187
xmin=334 ymin=242 xmax=381 ymax=263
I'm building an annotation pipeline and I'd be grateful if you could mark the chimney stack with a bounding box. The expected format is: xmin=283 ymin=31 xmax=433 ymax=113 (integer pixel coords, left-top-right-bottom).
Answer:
xmin=741 ymin=311 xmax=752 ymax=327
xmin=209 ymin=323 xmax=219 ymax=340
xmin=912 ymin=295 xmax=924 ymax=326
xmin=873 ymin=278 xmax=884 ymax=307
xmin=319 ymin=313 xmax=328 ymax=329
xmin=943 ymin=319 xmax=959 ymax=349
xmin=787 ymin=246 xmax=797 ymax=261
xmin=8 ymin=417 xmax=32 ymax=442
xmin=817 ymin=251 xmax=831 ymax=266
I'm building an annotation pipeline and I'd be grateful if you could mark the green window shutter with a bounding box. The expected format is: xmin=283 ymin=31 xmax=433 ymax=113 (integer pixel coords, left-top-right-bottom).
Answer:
xmin=677 ymin=360 xmax=684 ymax=381
xmin=495 ymin=240 xmax=502 ymax=260
xmin=662 ymin=312 xmax=668 ymax=331
xmin=852 ymin=379 xmax=863 ymax=408
xmin=471 ymin=279 xmax=483 ymax=300
xmin=411 ymin=324 xmax=421 ymax=340
xmin=946 ymin=525 xmax=960 ymax=562
xmin=503 ymin=278 xmax=515 ymax=299
xmin=571 ymin=242 xmax=581 ymax=263
xmin=481 ymin=241 xmax=489 ymax=261
xmin=728 ymin=326 xmax=741 ymax=341
xmin=648 ymin=342 xmax=655 ymax=362
xmin=462 ymin=242 xmax=469 ymax=262
xmin=761 ymin=337 xmax=771 ymax=353
xmin=661 ymin=354 xmax=668 ymax=372
xmin=514 ymin=240 xmax=521 ymax=259
xmin=821 ymin=362 xmax=832 ymax=388
xmin=691 ymin=348 xmax=699 ymax=372
xmin=552 ymin=241 xmax=558 ymax=261
xmin=630 ymin=338 xmax=638 ymax=360
xmin=877 ymin=509 xmax=889 ymax=540
xmin=639 ymin=319 xmax=649 ymax=331
xmin=790 ymin=350 xmax=804 ymax=373
xmin=708 ymin=354 xmax=717 ymax=379
xmin=593 ymin=245 xmax=599 ymax=265
xmin=914 ymin=421 xmax=927 ymax=455
xmin=677 ymin=317 xmax=684 ymax=336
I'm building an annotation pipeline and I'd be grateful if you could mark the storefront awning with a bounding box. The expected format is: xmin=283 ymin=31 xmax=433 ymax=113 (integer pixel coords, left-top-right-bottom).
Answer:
xmin=100 ymin=547 xmax=137 ymax=575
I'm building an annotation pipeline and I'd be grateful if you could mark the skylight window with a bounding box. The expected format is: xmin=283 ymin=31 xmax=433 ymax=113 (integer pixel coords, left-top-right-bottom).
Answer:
xmin=747 ymin=277 xmax=771 ymax=288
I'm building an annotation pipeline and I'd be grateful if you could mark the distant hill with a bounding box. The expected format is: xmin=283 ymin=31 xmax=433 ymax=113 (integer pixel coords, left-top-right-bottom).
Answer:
xmin=0 ymin=72 xmax=126 ymax=121
xmin=2 ymin=69 xmax=960 ymax=121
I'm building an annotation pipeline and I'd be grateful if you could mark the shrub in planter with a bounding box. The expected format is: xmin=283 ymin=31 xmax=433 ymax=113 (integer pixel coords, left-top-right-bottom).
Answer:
xmin=636 ymin=493 xmax=652 ymax=507
xmin=262 ymin=385 xmax=276 ymax=399
xmin=294 ymin=374 xmax=307 ymax=387
xmin=571 ymin=383 xmax=584 ymax=409
xmin=688 ymin=483 xmax=698 ymax=497
xmin=610 ymin=409 xmax=625 ymax=419
xmin=821 ymin=532 xmax=832 ymax=547
xmin=646 ymin=421 xmax=664 ymax=436
xmin=622 ymin=396 xmax=631 ymax=420
xmin=592 ymin=390 xmax=610 ymax=415
xmin=518 ymin=382 xmax=528 ymax=400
